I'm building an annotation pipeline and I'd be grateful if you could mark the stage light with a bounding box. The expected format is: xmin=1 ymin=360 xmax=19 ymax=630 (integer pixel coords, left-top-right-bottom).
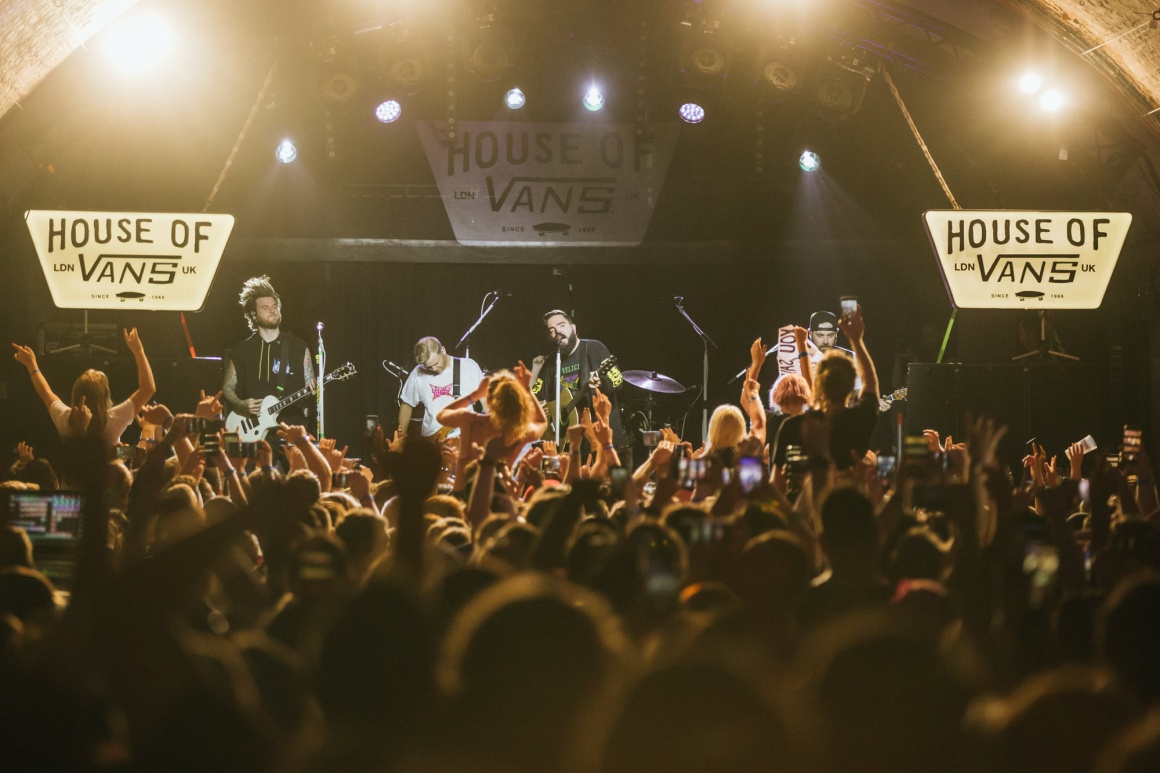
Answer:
xmin=583 ymin=85 xmax=604 ymax=112
xmin=679 ymin=103 xmax=705 ymax=124
xmin=470 ymin=40 xmax=511 ymax=82
xmin=1039 ymin=89 xmax=1065 ymax=111
xmin=375 ymin=100 xmax=402 ymax=123
xmin=105 ymin=16 xmax=173 ymax=73
xmin=799 ymin=151 xmax=821 ymax=172
xmin=505 ymin=88 xmax=526 ymax=110
xmin=275 ymin=140 xmax=297 ymax=164
xmin=1019 ymin=72 xmax=1043 ymax=94
xmin=762 ymin=61 xmax=800 ymax=93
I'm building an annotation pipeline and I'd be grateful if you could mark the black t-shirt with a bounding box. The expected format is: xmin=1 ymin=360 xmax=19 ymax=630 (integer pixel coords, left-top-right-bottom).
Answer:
xmin=227 ymin=332 xmax=312 ymax=424
xmin=771 ymin=397 xmax=879 ymax=470
xmin=532 ymin=339 xmax=626 ymax=446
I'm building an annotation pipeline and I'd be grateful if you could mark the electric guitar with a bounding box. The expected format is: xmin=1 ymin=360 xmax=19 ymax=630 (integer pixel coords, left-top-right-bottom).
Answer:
xmin=225 ymin=362 xmax=357 ymax=442
xmin=541 ymin=356 xmax=617 ymax=447
xmin=878 ymin=387 xmax=908 ymax=413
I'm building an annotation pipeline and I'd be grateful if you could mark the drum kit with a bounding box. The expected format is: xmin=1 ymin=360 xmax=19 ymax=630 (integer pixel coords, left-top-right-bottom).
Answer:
xmin=619 ymin=368 xmax=694 ymax=440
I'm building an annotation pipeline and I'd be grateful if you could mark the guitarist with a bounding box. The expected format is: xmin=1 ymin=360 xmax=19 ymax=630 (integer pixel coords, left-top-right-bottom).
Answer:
xmin=222 ymin=275 xmax=315 ymax=440
xmin=530 ymin=309 xmax=629 ymax=464
xmin=397 ymin=336 xmax=485 ymax=439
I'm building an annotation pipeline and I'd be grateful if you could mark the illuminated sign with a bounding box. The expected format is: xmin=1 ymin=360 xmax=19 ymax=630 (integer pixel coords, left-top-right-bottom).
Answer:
xmin=26 ymin=210 xmax=233 ymax=311
xmin=418 ymin=121 xmax=679 ymax=246
xmin=923 ymin=210 xmax=1130 ymax=309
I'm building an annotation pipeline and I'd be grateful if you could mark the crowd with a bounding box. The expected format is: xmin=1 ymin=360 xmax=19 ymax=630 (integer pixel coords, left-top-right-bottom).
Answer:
xmin=2 ymin=305 xmax=1160 ymax=773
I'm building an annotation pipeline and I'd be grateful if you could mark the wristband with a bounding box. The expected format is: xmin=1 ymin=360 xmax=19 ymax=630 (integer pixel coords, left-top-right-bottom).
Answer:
xmin=797 ymin=352 xmax=809 ymax=359
xmin=224 ymin=467 xmax=238 ymax=477
xmin=144 ymin=438 xmax=156 ymax=445
xmin=31 ymin=369 xmax=40 ymax=375
xmin=261 ymin=465 xmax=274 ymax=474
xmin=602 ymin=444 xmax=615 ymax=451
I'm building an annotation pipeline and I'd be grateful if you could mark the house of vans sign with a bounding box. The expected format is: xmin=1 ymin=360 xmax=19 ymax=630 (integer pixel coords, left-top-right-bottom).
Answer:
xmin=25 ymin=211 xmax=234 ymax=311
xmin=923 ymin=210 xmax=1131 ymax=309
xmin=418 ymin=121 xmax=679 ymax=246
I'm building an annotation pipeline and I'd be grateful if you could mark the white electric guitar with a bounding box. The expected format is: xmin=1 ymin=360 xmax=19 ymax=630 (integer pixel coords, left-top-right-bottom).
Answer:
xmin=225 ymin=362 xmax=357 ymax=442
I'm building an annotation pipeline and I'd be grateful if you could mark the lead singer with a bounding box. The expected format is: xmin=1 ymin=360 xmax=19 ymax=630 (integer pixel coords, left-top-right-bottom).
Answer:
xmin=530 ymin=309 xmax=629 ymax=464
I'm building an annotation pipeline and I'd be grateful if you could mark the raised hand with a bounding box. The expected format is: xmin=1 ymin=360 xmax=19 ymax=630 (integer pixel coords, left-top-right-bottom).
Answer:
xmin=1044 ymin=454 xmax=1063 ymax=487
xmin=68 ymin=395 xmax=92 ymax=435
xmin=793 ymin=326 xmax=809 ymax=351
xmin=256 ymin=439 xmax=273 ymax=469
xmin=277 ymin=423 xmax=308 ymax=445
xmin=651 ymin=440 xmax=675 ymax=473
xmin=389 ymin=429 xmax=406 ymax=452
xmin=470 ymin=375 xmax=492 ymax=402
xmin=532 ymin=355 xmax=546 ymax=369
xmin=327 ymin=443 xmax=349 ymax=473
xmin=566 ymin=421 xmax=586 ymax=450
xmin=922 ymin=429 xmax=942 ymax=454
xmin=11 ymin=343 xmax=37 ymax=372
xmin=140 ymin=402 xmax=174 ymax=426
xmin=592 ymin=389 xmax=612 ymax=424
xmin=123 ymin=327 xmax=145 ymax=355
xmin=1065 ymin=441 xmax=1085 ymax=481
xmin=661 ymin=427 xmax=680 ymax=445
xmin=542 ymin=440 xmax=558 ymax=457
xmin=195 ymin=390 xmax=223 ymax=419
xmin=748 ymin=337 xmax=767 ymax=380
xmin=16 ymin=441 xmax=33 ymax=464
xmin=514 ymin=361 xmax=533 ymax=390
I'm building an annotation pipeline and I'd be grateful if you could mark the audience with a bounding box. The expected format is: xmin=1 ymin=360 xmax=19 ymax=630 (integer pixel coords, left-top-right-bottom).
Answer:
xmin=0 ymin=301 xmax=1157 ymax=773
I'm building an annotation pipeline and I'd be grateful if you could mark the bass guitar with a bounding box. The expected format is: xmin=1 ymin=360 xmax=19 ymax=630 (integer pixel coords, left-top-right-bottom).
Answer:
xmin=878 ymin=387 xmax=908 ymax=413
xmin=541 ymin=355 xmax=617 ymax=448
xmin=225 ymin=362 xmax=357 ymax=442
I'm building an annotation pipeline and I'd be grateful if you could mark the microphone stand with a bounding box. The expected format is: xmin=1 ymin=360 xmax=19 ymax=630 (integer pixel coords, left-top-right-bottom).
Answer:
xmin=728 ymin=343 xmax=781 ymax=384
xmin=670 ymin=297 xmax=717 ymax=442
xmin=316 ymin=322 xmax=326 ymax=439
xmin=555 ymin=348 xmax=562 ymax=447
xmin=456 ymin=290 xmax=505 ymax=360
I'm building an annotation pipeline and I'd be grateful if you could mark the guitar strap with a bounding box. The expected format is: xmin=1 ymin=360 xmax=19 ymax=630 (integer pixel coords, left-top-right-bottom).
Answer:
xmin=578 ymin=340 xmax=590 ymax=408
xmin=452 ymin=357 xmax=461 ymax=398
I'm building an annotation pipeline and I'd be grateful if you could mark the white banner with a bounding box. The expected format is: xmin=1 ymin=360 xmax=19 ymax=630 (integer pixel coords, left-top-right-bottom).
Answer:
xmin=418 ymin=121 xmax=679 ymax=246
xmin=923 ymin=210 xmax=1131 ymax=309
xmin=25 ymin=211 xmax=233 ymax=311
xmin=776 ymin=325 xmax=801 ymax=376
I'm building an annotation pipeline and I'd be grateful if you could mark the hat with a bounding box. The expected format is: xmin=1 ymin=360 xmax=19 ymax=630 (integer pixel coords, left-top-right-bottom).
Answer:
xmin=809 ymin=311 xmax=837 ymax=331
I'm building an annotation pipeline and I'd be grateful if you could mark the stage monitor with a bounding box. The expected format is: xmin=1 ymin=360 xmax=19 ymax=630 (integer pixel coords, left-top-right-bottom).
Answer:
xmin=923 ymin=210 xmax=1131 ymax=310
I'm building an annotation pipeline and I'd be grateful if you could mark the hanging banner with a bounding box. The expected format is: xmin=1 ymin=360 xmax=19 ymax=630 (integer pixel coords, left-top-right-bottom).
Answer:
xmin=923 ymin=210 xmax=1131 ymax=309
xmin=418 ymin=121 xmax=679 ymax=246
xmin=776 ymin=325 xmax=802 ymax=376
xmin=25 ymin=211 xmax=233 ymax=311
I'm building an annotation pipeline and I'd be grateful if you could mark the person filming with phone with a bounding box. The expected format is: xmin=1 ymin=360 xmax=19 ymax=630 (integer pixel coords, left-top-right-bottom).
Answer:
xmin=772 ymin=299 xmax=880 ymax=471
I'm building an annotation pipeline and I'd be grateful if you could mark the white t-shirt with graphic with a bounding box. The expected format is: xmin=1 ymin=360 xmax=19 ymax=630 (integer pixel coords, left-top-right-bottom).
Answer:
xmin=399 ymin=357 xmax=485 ymax=437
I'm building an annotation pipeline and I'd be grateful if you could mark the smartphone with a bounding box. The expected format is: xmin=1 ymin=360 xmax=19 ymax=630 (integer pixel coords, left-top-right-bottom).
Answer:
xmin=1123 ymin=425 xmax=1142 ymax=462
xmin=223 ymin=432 xmax=241 ymax=456
xmin=784 ymin=445 xmax=809 ymax=475
xmin=641 ymin=430 xmax=661 ymax=448
xmin=331 ymin=471 xmax=348 ymax=489
xmin=738 ymin=457 xmax=764 ymax=493
xmin=840 ymin=296 xmax=858 ymax=319
xmin=903 ymin=435 xmax=931 ymax=476
xmin=365 ymin=414 xmax=380 ymax=434
xmin=114 ymin=445 xmax=144 ymax=466
xmin=541 ymin=455 xmax=561 ymax=474
xmin=875 ymin=454 xmax=896 ymax=482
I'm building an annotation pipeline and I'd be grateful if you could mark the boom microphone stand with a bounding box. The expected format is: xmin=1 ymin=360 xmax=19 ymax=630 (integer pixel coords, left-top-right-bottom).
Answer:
xmin=316 ymin=322 xmax=326 ymax=438
xmin=669 ymin=297 xmax=717 ymax=441
xmin=456 ymin=290 xmax=511 ymax=360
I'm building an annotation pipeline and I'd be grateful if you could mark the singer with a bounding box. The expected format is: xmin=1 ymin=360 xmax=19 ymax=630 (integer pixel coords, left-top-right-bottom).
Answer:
xmin=530 ymin=309 xmax=629 ymax=463
xmin=221 ymin=275 xmax=315 ymax=437
xmin=397 ymin=336 xmax=486 ymax=438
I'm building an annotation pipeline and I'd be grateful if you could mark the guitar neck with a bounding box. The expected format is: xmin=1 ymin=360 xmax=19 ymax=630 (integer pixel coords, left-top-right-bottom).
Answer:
xmin=269 ymin=371 xmax=342 ymax=414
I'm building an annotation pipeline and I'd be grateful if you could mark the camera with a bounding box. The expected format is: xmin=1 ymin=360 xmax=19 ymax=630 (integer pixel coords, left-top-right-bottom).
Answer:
xmin=641 ymin=430 xmax=661 ymax=448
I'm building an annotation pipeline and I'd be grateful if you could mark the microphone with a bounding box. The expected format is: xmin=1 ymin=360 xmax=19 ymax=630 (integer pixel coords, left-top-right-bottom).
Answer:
xmin=382 ymin=360 xmax=409 ymax=376
xmin=317 ymin=322 xmax=324 ymax=331
xmin=492 ymin=289 xmax=514 ymax=297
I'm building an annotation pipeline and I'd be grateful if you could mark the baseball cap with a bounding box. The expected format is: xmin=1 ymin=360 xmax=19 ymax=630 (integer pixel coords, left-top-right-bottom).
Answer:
xmin=809 ymin=311 xmax=838 ymax=331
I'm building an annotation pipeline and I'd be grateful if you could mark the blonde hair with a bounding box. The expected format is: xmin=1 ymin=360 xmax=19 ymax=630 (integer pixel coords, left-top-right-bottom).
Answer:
xmin=708 ymin=404 xmax=746 ymax=452
xmin=487 ymin=370 xmax=534 ymax=447
xmin=813 ymin=351 xmax=856 ymax=412
xmin=414 ymin=336 xmax=443 ymax=365
xmin=70 ymin=369 xmax=113 ymax=439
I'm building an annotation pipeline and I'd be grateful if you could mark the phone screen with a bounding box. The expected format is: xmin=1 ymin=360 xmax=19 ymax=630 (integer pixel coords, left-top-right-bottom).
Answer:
xmin=876 ymin=454 xmax=897 ymax=480
xmin=738 ymin=457 xmax=763 ymax=493
xmin=840 ymin=296 xmax=858 ymax=318
xmin=1123 ymin=426 xmax=1142 ymax=461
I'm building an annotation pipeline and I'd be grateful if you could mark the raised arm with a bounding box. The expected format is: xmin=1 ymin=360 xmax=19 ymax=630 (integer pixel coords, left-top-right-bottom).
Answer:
xmin=437 ymin=375 xmax=490 ymax=429
xmin=11 ymin=343 xmax=62 ymax=411
xmin=792 ymin=326 xmax=814 ymax=393
xmin=123 ymin=328 xmax=156 ymax=413
xmin=837 ymin=307 xmax=879 ymax=402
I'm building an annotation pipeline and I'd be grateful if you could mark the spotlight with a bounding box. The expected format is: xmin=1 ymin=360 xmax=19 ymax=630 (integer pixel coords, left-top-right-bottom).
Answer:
xmin=375 ymin=100 xmax=402 ymax=123
xmin=799 ymin=151 xmax=821 ymax=172
xmin=105 ymin=16 xmax=173 ymax=73
xmin=583 ymin=85 xmax=604 ymax=112
xmin=470 ymin=40 xmax=511 ymax=82
xmin=1019 ymin=72 xmax=1043 ymax=94
xmin=1039 ymin=89 xmax=1065 ymax=112
xmin=275 ymin=140 xmax=297 ymax=164
xmin=505 ymin=88 xmax=526 ymax=110
xmin=679 ymin=103 xmax=705 ymax=124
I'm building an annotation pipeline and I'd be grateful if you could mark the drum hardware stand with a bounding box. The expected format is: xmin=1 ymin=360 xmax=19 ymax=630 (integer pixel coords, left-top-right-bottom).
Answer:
xmin=49 ymin=310 xmax=118 ymax=356
xmin=1011 ymin=310 xmax=1078 ymax=363
xmin=669 ymin=297 xmax=717 ymax=441
xmin=316 ymin=322 xmax=326 ymax=438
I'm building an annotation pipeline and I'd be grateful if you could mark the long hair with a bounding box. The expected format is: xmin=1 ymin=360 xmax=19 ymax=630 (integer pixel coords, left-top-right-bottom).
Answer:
xmin=486 ymin=370 xmax=534 ymax=447
xmin=70 ymin=369 xmax=113 ymax=439
xmin=239 ymin=275 xmax=281 ymax=332
xmin=813 ymin=351 xmax=856 ymax=413
xmin=707 ymin=404 xmax=746 ymax=452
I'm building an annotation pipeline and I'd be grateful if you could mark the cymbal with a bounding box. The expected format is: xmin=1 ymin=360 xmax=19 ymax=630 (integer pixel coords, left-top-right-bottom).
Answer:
xmin=621 ymin=370 xmax=686 ymax=394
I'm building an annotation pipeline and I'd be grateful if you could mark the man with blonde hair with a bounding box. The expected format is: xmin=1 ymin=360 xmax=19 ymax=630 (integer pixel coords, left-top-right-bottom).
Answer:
xmin=398 ymin=336 xmax=485 ymax=438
